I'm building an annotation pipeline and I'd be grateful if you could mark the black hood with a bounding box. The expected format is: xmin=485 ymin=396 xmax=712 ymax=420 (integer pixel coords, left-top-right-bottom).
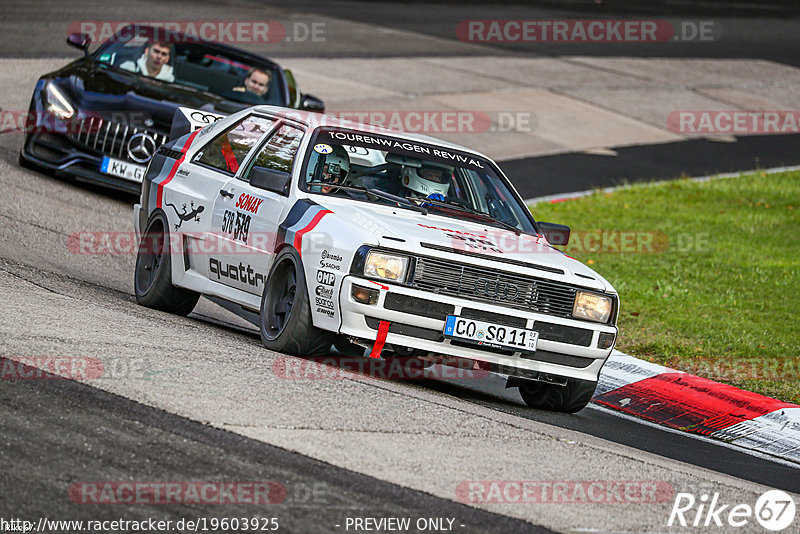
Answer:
xmin=48 ymin=58 xmax=251 ymax=134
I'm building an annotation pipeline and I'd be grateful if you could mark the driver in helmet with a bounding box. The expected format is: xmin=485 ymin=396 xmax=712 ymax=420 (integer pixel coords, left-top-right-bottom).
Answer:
xmin=310 ymin=146 xmax=350 ymax=194
xmin=401 ymin=161 xmax=454 ymax=202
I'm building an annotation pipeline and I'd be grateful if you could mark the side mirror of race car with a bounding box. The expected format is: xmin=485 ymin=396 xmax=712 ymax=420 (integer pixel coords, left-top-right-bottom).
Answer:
xmin=537 ymin=221 xmax=571 ymax=246
xmin=250 ymin=167 xmax=291 ymax=196
xmin=67 ymin=33 xmax=92 ymax=56
xmin=300 ymin=94 xmax=325 ymax=112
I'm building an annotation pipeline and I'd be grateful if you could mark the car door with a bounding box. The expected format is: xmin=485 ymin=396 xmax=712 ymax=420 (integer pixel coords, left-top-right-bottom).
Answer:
xmin=209 ymin=121 xmax=306 ymax=296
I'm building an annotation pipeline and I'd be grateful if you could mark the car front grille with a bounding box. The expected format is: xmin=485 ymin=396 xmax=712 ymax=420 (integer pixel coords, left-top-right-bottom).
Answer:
xmin=67 ymin=117 xmax=169 ymax=163
xmin=412 ymin=256 xmax=577 ymax=319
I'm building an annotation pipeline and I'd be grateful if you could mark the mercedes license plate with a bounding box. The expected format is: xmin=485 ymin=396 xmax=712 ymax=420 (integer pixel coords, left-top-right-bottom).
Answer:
xmin=100 ymin=156 xmax=146 ymax=183
xmin=444 ymin=315 xmax=538 ymax=353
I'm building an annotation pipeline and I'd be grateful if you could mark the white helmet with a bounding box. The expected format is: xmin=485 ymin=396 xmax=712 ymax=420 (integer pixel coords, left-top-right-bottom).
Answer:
xmin=321 ymin=146 xmax=350 ymax=185
xmin=402 ymin=162 xmax=453 ymax=197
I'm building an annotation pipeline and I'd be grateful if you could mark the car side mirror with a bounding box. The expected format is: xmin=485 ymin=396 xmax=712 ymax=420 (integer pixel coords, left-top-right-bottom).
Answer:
xmin=67 ymin=33 xmax=92 ymax=56
xmin=250 ymin=167 xmax=290 ymax=195
xmin=300 ymin=94 xmax=325 ymax=112
xmin=538 ymin=222 xmax=570 ymax=246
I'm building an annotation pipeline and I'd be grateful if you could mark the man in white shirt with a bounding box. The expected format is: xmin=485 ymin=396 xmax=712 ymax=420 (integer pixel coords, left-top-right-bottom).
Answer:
xmin=120 ymin=41 xmax=175 ymax=82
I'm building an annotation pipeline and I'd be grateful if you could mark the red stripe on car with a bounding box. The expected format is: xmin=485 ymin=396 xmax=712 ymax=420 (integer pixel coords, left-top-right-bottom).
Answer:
xmin=292 ymin=209 xmax=333 ymax=256
xmin=593 ymin=372 xmax=797 ymax=435
xmin=156 ymin=129 xmax=200 ymax=209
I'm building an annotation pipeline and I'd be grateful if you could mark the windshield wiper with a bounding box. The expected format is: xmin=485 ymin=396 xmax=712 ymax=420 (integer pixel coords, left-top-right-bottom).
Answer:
xmin=325 ymin=185 xmax=428 ymax=215
xmin=407 ymin=197 xmax=521 ymax=234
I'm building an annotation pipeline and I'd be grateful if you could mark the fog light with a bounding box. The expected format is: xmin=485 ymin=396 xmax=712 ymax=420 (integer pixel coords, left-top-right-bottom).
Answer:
xmin=598 ymin=332 xmax=616 ymax=349
xmin=352 ymin=285 xmax=379 ymax=305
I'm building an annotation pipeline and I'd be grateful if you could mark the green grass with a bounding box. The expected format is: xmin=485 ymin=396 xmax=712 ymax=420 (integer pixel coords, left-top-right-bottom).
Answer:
xmin=530 ymin=170 xmax=800 ymax=403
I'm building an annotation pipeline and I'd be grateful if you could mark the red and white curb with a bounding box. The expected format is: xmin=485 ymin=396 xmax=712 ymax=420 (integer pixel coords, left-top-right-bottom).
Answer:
xmin=595 ymin=350 xmax=800 ymax=465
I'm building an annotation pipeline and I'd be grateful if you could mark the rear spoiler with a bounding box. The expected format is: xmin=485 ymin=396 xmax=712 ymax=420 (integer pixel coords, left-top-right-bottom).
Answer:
xmin=169 ymin=107 xmax=227 ymax=140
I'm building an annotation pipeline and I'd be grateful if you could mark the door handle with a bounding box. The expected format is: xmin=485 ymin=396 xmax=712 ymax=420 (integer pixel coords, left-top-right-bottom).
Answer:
xmin=219 ymin=189 xmax=234 ymax=198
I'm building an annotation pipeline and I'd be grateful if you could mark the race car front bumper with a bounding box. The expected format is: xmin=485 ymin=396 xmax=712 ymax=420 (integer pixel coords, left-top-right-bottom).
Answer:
xmin=337 ymin=276 xmax=616 ymax=384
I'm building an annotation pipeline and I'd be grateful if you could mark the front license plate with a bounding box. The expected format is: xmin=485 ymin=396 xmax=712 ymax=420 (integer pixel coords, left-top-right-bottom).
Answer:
xmin=100 ymin=156 xmax=146 ymax=183
xmin=444 ymin=315 xmax=538 ymax=353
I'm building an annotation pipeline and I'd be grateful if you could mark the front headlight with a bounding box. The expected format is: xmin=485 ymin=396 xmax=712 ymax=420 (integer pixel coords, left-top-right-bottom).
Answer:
xmin=364 ymin=251 xmax=409 ymax=282
xmin=572 ymin=291 xmax=613 ymax=323
xmin=44 ymin=83 xmax=75 ymax=120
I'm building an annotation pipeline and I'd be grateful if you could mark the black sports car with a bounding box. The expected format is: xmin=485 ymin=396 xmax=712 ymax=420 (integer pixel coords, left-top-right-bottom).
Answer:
xmin=20 ymin=25 xmax=324 ymax=194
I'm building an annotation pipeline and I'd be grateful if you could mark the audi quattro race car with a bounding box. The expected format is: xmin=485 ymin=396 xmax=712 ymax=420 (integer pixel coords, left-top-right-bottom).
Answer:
xmin=133 ymin=105 xmax=619 ymax=413
xmin=20 ymin=24 xmax=323 ymax=195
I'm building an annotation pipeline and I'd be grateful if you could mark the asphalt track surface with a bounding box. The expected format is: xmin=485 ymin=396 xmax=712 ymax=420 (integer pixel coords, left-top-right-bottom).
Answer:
xmin=1 ymin=1 xmax=799 ymax=532
xmin=0 ymin=363 xmax=545 ymax=533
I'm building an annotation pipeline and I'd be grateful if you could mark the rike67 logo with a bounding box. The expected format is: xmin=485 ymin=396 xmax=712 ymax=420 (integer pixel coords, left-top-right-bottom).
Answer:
xmin=669 ymin=490 xmax=796 ymax=531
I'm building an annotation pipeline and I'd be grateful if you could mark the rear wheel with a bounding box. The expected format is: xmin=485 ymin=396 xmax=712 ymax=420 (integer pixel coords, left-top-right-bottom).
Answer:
xmin=517 ymin=377 xmax=597 ymax=413
xmin=134 ymin=212 xmax=199 ymax=315
xmin=260 ymin=248 xmax=334 ymax=357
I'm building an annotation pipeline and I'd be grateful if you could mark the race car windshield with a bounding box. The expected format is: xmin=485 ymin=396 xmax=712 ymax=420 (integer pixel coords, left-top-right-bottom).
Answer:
xmin=93 ymin=29 xmax=285 ymax=107
xmin=301 ymin=129 xmax=537 ymax=234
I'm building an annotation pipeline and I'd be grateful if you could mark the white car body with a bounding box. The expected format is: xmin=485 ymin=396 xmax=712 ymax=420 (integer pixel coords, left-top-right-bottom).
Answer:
xmin=134 ymin=105 xmax=619 ymax=387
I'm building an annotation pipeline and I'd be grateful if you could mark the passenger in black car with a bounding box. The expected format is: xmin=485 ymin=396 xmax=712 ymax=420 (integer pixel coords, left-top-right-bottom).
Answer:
xmin=120 ymin=41 xmax=175 ymax=82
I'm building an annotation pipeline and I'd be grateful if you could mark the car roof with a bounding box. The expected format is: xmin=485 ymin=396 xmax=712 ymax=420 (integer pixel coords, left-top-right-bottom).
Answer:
xmin=242 ymin=105 xmax=490 ymax=160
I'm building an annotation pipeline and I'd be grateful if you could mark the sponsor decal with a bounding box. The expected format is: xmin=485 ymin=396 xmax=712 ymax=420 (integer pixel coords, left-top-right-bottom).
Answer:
xmin=155 ymin=129 xmax=200 ymax=210
xmin=313 ymin=143 xmax=333 ymax=154
xmin=319 ymin=249 xmax=342 ymax=271
xmin=316 ymin=270 xmax=335 ymax=286
xmin=314 ymin=297 xmax=334 ymax=309
xmin=315 ymin=307 xmax=334 ymax=318
xmin=315 ymin=285 xmax=334 ymax=298
xmin=190 ymin=110 xmax=224 ymax=125
xmin=235 ymin=193 xmax=265 ymax=215
xmin=323 ymin=131 xmax=486 ymax=171
xmin=221 ymin=209 xmax=251 ymax=243
xmin=165 ymin=201 xmax=204 ymax=230
xmin=209 ymin=258 xmax=266 ymax=288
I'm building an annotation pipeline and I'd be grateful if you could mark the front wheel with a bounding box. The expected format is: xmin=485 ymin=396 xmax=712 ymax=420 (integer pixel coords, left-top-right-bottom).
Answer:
xmin=260 ymin=248 xmax=334 ymax=357
xmin=134 ymin=211 xmax=199 ymax=315
xmin=516 ymin=377 xmax=597 ymax=413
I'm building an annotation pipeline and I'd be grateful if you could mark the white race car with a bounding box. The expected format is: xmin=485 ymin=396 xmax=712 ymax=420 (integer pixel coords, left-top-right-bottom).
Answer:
xmin=133 ymin=106 xmax=619 ymax=412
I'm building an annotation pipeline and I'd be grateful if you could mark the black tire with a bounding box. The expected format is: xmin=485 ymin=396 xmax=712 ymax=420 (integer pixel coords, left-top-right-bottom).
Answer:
xmin=260 ymin=248 xmax=334 ymax=357
xmin=517 ymin=377 xmax=597 ymax=413
xmin=134 ymin=211 xmax=199 ymax=315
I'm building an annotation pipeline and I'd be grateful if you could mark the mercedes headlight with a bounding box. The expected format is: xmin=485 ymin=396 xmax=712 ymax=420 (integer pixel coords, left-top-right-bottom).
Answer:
xmin=364 ymin=251 xmax=409 ymax=282
xmin=44 ymin=83 xmax=75 ymax=120
xmin=573 ymin=291 xmax=613 ymax=323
